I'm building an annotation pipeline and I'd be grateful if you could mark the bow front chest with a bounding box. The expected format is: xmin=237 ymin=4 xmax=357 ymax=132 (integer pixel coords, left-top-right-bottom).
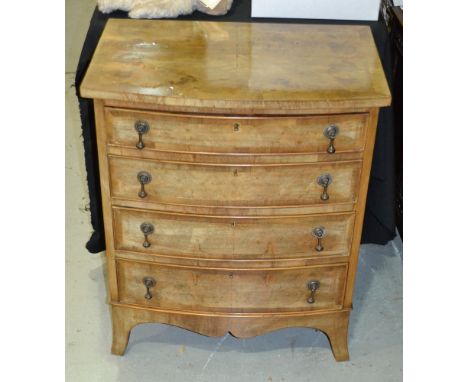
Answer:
xmin=80 ymin=19 xmax=391 ymax=361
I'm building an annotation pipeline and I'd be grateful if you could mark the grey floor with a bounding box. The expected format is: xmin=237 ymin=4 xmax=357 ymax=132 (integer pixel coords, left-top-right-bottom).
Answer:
xmin=65 ymin=2 xmax=403 ymax=381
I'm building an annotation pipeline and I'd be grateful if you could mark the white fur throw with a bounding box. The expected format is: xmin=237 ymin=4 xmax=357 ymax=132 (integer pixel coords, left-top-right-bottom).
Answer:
xmin=97 ymin=0 xmax=233 ymax=19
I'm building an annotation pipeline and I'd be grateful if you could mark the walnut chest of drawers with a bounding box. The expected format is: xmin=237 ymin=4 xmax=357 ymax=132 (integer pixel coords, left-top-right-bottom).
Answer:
xmin=80 ymin=19 xmax=391 ymax=361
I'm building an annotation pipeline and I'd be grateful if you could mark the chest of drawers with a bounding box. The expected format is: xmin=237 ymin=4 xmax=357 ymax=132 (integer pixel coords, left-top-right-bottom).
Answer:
xmin=80 ymin=19 xmax=391 ymax=361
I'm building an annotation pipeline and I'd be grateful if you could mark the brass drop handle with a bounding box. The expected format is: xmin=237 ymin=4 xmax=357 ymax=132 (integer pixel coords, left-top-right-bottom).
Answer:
xmin=324 ymin=124 xmax=339 ymax=154
xmin=312 ymin=226 xmax=327 ymax=252
xmin=316 ymin=173 xmax=333 ymax=201
xmin=140 ymin=222 xmax=154 ymax=248
xmin=307 ymin=280 xmax=320 ymax=304
xmin=135 ymin=120 xmax=150 ymax=150
xmin=142 ymin=277 xmax=156 ymax=300
xmin=137 ymin=171 xmax=152 ymax=198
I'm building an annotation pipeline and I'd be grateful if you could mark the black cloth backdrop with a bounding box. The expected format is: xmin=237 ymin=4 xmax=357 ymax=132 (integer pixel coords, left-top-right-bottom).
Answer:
xmin=75 ymin=0 xmax=396 ymax=254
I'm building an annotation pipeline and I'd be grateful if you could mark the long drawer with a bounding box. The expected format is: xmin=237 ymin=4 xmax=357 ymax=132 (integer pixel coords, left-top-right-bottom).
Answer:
xmin=105 ymin=107 xmax=368 ymax=156
xmin=113 ymin=207 xmax=355 ymax=261
xmin=108 ymin=156 xmax=361 ymax=209
xmin=116 ymin=259 xmax=347 ymax=313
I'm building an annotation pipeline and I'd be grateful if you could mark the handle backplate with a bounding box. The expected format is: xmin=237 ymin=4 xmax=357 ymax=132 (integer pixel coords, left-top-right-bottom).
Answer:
xmin=135 ymin=120 xmax=150 ymax=150
xmin=312 ymin=226 xmax=327 ymax=252
xmin=142 ymin=276 xmax=156 ymax=300
xmin=323 ymin=124 xmax=339 ymax=154
xmin=316 ymin=173 xmax=333 ymax=201
xmin=137 ymin=171 xmax=152 ymax=198
xmin=307 ymin=280 xmax=320 ymax=304
xmin=140 ymin=222 xmax=154 ymax=248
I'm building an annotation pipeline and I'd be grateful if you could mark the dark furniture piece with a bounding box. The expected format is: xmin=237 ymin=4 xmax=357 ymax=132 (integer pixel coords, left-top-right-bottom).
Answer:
xmin=381 ymin=2 xmax=402 ymax=238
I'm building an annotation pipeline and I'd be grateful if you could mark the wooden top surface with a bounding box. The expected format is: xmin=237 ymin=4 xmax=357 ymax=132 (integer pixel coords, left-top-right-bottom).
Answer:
xmin=80 ymin=19 xmax=391 ymax=112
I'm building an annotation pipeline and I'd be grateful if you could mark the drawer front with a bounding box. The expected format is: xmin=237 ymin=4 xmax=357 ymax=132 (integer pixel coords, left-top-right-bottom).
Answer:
xmin=109 ymin=156 xmax=361 ymax=208
xmin=105 ymin=108 xmax=368 ymax=155
xmin=116 ymin=260 xmax=347 ymax=313
xmin=113 ymin=208 xmax=355 ymax=260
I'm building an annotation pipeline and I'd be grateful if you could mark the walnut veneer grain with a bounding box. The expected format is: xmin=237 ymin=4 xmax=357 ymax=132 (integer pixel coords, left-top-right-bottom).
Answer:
xmin=108 ymin=156 xmax=362 ymax=209
xmin=80 ymin=20 xmax=391 ymax=111
xmin=116 ymin=259 xmax=347 ymax=313
xmin=105 ymin=108 xmax=368 ymax=156
xmin=113 ymin=207 xmax=355 ymax=261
